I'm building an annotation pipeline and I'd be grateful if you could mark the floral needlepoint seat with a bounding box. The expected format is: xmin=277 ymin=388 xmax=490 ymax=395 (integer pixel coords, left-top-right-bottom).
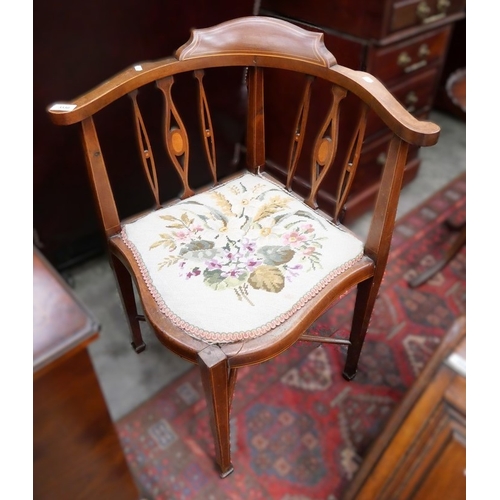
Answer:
xmin=121 ymin=173 xmax=364 ymax=343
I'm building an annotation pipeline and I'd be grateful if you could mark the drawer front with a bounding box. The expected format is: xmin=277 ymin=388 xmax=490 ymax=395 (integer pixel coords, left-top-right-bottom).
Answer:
xmin=368 ymin=26 xmax=451 ymax=84
xmin=260 ymin=0 xmax=387 ymax=40
xmin=391 ymin=0 xmax=466 ymax=33
xmin=391 ymin=67 xmax=439 ymax=114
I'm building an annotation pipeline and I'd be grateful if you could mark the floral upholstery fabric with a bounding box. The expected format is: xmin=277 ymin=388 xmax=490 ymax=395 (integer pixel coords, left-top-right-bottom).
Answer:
xmin=121 ymin=173 xmax=364 ymax=343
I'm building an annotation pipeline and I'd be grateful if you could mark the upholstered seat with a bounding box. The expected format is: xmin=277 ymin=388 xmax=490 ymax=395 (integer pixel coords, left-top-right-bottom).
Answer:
xmin=121 ymin=172 xmax=364 ymax=343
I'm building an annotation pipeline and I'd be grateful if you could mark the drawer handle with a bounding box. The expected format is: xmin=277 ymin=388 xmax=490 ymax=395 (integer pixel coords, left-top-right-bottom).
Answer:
xmin=437 ymin=0 xmax=451 ymax=12
xmin=416 ymin=1 xmax=447 ymax=24
xmin=416 ymin=1 xmax=431 ymax=19
xmin=404 ymin=60 xmax=428 ymax=73
xmin=398 ymin=50 xmax=428 ymax=74
xmin=418 ymin=43 xmax=430 ymax=58
xmin=397 ymin=51 xmax=412 ymax=67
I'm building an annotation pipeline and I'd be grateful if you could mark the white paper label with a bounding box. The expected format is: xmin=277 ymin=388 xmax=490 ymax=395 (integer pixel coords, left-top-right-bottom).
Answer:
xmin=50 ymin=103 xmax=77 ymax=112
xmin=134 ymin=65 xmax=143 ymax=71
xmin=445 ymin=352 xmax=466 ymax=377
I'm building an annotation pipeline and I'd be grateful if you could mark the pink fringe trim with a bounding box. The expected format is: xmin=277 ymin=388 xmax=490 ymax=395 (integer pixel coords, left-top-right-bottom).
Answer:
xmin=120 ymin=228 xmax=363 ymax=344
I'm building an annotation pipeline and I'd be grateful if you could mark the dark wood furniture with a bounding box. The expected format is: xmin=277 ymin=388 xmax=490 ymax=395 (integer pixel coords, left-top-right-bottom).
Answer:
xmin=342 ymin=315 xmax=466 ymax=500
xmin=259 ymin=0 xmax=466 ymax=223
xmin=33 ymin=247 xmax=140 ymax=500
xmin=46 ymin=16 xmax=439 ymax=477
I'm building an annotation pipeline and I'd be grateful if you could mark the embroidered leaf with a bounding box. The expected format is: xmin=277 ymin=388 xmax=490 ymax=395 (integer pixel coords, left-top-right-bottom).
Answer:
xmin=149 ymin=235 xmax=176 ymax=251
xmin=273 ymin=213 xmax=293 ymax=225
xmin=211 ymin=192 xmax=235 ymax=217
xmin=287 ymin=210 xmax=327 ymax=229
xmin=158 ymin=255 xmax=182 ymax=270
xmin=160 ymin=214 xmax=181 ymax=222
xmin=182 ymin=201 xmax=229 ymax=227
xmin=239 ymin=215 xmax=251 ymax=232
xmin=253 ymin=196 xmax=291 ymax=223
xmin=248 ymin=265 xmax=285 ymax=293
xmin=179 ymin=240 xmax=214 ymax=256
xmin=180 ymin=213 xmax=193 ymax=226
xmin=256 ymin=188 xmax=284 ymax=201
xmin=257 ymin=246 xmax=295 ymax=266
xmin=203 ymin=269 xmax=247 ymax=290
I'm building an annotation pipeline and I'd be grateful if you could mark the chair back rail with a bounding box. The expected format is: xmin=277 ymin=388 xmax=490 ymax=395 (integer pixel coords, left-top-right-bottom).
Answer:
xmin=47 ymin=16 xmax=440 ymax=241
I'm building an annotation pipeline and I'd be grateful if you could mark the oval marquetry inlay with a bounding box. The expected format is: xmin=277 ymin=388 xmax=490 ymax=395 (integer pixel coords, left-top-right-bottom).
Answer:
xmin=170 ymin=129 xmax=185 ymax=156
xmin=317 ymin=137 xmax=332 ymax=165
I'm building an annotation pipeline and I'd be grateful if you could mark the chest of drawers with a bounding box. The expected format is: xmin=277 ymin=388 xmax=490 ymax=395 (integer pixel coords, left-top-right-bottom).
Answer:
xmin=259 ymin=0 xmax=466 ymax=222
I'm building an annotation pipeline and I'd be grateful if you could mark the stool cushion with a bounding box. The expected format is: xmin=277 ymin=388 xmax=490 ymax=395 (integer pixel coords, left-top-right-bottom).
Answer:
xmin=121 ymin=173 xmax=363 ymax=343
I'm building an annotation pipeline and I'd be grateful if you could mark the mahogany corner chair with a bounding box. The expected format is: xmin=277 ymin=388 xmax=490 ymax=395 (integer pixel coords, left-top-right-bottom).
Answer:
xmin=47 ymin=16 xmax=440 ymax=477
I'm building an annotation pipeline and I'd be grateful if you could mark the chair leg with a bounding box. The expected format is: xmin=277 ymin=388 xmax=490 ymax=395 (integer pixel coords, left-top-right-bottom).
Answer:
xmin=343 ymin=278 xmax=379 ymax=380
xmin=109 ymin=253 xmax=146 ymax=353
xmin=198 ymin=345 xmax=235 ymax=478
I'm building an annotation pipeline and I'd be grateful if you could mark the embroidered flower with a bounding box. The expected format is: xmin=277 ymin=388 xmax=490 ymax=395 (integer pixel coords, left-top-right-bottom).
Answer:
xmin=241 ymin=238 xmax=256 ymax=253
xmin=206 ymin=258 xmax=222 ymax=270
xmin=174 ymin=230 xmax=191 ymax=241
xmin=302 ymin=247 xmax=316 ymax=256
xmin=225 ymin=250 xmax=242 ymax=262
xmin=285 ymin=264 xmax=303 ymax=282
xmin=221 ymin=268 xmax=245 ymax=278
xmin=245 ymin=257 xmax=262 ymax=270
xmin=179 ymin=262 xmax=201 ymax=280
xmin=186 ymin=268 xmax=201 ymax=279
xmin=282 ymin=231 xmax=307 ymax=247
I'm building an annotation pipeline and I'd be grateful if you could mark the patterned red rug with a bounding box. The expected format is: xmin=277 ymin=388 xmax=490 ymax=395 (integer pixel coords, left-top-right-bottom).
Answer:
xmin=116 ymin=173 xmax=466 ymax=500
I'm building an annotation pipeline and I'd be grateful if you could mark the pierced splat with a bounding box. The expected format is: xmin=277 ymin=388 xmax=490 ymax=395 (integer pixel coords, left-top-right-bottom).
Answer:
xmin=194 ymin=70 xmax=217 ymax=185
xmin=129 ymin=89 xmax=161 ymax=208
xmin=286 ymin=76 xmax=314 ymax=191
xmin=305 ymin=84 xmax=347 ymax=209
xmin=333 ymin=102 xmax=368 ymax=223
xmin=156 ymin=76 xmax=194 ymax=199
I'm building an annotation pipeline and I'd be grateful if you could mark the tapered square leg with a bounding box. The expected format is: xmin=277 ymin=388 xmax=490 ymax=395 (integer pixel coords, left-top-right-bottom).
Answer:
xmin=343 ymin=278 xmax=379 ymax=380
xmin=110 ymin=253 xmax=146 ymax=353
xmin=198 ymin=345 xmax=235 ymax=477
